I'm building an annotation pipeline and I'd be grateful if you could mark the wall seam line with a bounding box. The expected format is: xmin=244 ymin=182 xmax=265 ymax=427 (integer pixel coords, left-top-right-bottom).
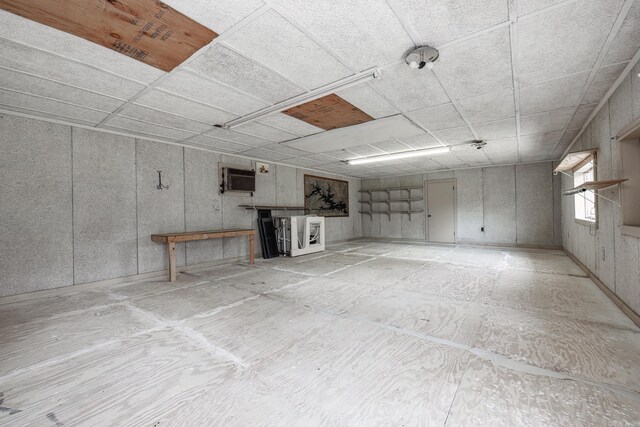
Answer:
xmin=183 ymin=147 xmax=187 ymax=266
xmin=71 ymin=128 xmax=75 ymax=285
xmin=135 ymin=139 xmax=139 ymax=275
xmin=514 ymin=165 xmax=518 ymax=245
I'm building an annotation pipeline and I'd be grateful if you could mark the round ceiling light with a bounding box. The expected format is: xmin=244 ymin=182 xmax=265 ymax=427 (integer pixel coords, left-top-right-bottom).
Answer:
xmin=405 ymin=45 xmax=439 ymax=70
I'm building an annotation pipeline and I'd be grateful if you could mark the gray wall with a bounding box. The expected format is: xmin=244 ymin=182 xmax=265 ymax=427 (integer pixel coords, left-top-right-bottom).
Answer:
xmin=560 ymin=61 xmax=640 ymax=316
xmin=361 ymin=162 xmax=562 ymax=247
xmin=0 ymin=114 xmax=361 ymax=297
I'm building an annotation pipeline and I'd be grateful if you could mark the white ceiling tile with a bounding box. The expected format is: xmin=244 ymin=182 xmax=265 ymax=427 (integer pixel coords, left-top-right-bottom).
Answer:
xmin=520 ymin=108 xmax=575 ymax=135
xmin=435 ymin=27 xmax=513 ymax=99
xmin=0 ymin=89 xmax=109 ymax=125
xmin=336 ymin=84 xmax=399 ymax=119
xmin=519 ymin=72 xmax=589 ymax=115
xmin=258 ymin=113 xmax=323 ymax=137
xmin=223 ymin=10 xmax=351 ymax=89
xmin=117 ymin=104 xmax=212 ymax=133
xmin=519 ymin=131 xmax=563 ymax=150
xmin=430 ymin=154 xmax=467 ymax=168
xmin=276 ymin=0 xmax=414 ymax=70
xmin=557 ymin=129 xmax=581 ymax=147
xmin=241 ymin=148 xmax=296 ymax=161
xmin=603 ymin=0 xmax=640 ymax=65
xmin=567 ymin=104 xmax=597 ymax=130
xmin=0 ymin=10 xmax=163 ymax=84
xmin=370 ymin=139 xmax=412 ymax=153
xmin=345 ymin=145 xmax=387 ymax=157
xmin=0 ymin=68 xmax=124 ymax=112
xmin=261 ymin=143 xmax=310 ymax=157
xmin=456 ymin=89 xmax=516 ymax=124
xmin=519 ymin=150 xmax=553 ymax=162
xmin=204 ymin=127 xmax=271 ymax=146
xmin=474 ymin=118 xmax=517 ymax=140
xmin=135 ymin=90 xmax=236 ymax=125
xmin=372 ymin=62 xmax=450 ymax=111
xmin=582 ymin=63 xmax=627 ymax=104
xmin=483 ymin=137 xmax=519 ymax=154
xmin=234 ymin=121 xmax=299 ymax=142
xmin=400 ymin=134 xmax=441 ymax=149
xmin=321 ymin=150 xmax=361 ymax=161
xmin=390 ymin=0 xmax=508 ymax=46
xmin=409 ymin=103 xmax=466 ymax=131
xmin=0 ymin=39 xmax=144 ymax=99
xmin=156 ymin=70 xmax=267 ymax=115
xmin=102 ymin=116 xmax=196 ymax=141
xmin=518 ymin=0 xmax=625 ymax=85
xmin=284 ymin=115 xmax=425 ymax=152
xmin=433 ymin=126 xmax=475 ymax=145
xmin=186 ymin=44 xmax=303 ymax=104
xmin=517 ymin=0 xmax=571 ymax=17
xmin=162 ymin=0 xmax=265 ymax=33
xmin=285 ymin=157 xmax=325 ymax=167
xmin=485 ymin=152 xmax=519 ymax=164
xmin=187 ymin=135 xmax=254 ymax=152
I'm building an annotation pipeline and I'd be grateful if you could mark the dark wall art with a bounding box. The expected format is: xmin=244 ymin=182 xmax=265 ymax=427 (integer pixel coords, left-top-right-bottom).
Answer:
xmin=304 ymin=174 xmax=349 ymax=217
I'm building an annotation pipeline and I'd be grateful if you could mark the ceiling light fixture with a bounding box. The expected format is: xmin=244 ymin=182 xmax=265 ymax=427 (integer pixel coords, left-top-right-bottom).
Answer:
xmin=348 ymin=146 xmax=450 ymax=165
xmin=405 ymin=45 xmax=439 ymax=70
xmin=221 ymin=67 xmax=381 ymax=130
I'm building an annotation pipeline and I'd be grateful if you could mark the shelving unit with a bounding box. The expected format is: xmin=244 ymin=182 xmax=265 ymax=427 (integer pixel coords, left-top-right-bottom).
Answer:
xmin=554 ymin=149 xmax=597 ymax=174
xmin=563 ymin=179 xmax=628 ymax=196
xmin=358 ymin=186 xmax=424 ymax=221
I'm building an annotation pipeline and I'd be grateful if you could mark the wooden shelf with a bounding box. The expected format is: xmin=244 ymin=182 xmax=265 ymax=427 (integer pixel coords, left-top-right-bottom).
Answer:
xmin=563 ymin=179 xmax=628 ymax=196
xmin=616 ymin=116 xmax=640 ymax=141
xmin=359 ymin=209 xmax=424 ymax=221
xmin=554 ymin=149 xmax=597 ymax=173
xmin=358 ymin=198 xmax=423 ymax=203
xmin=239 ymin=205 xmax=307 ymax=211
xmin=359 ymin=186 xmax=422 ymax=193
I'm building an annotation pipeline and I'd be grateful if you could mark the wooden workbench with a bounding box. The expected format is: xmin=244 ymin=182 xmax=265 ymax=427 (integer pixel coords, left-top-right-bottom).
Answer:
xmin=151 ymin=229 xmax=256 ymax=282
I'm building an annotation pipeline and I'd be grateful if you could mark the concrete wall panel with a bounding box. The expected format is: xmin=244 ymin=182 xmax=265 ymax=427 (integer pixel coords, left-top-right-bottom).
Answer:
xmin=516 ymin=162 xmax=553 ymax=245
xmin=72 ymin=128 xmax=137 ymax=283
xmin=0 ymin=115 xmax=72 ymax=297
xmin=483 ymin=166 xmax=517 ymax=244
xmin=184 ymin=149 xmax=223 ymax=265
xmin=454 ymin=168 xmax=484 ymax=243
xmin=136 ymin=140 xmax=186 ymax=274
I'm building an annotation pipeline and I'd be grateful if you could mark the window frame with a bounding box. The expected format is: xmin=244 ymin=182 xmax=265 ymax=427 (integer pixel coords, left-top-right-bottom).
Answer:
xmin=573 ymin=153 xmax=598 ymax=227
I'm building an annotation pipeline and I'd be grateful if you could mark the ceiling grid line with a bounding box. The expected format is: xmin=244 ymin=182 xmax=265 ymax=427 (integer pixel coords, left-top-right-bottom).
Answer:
xmin=507 ymin=0 xmax=523 ymax=163
xmin=550 ymin=0 xmax=636 ymax=158
xmin=179 ymin=68 xmax=272 ymax=104
xmin=0 ymin=87 xmax=119 ymax=114
xmin=95 ymin=3 xmax=274 ymax=128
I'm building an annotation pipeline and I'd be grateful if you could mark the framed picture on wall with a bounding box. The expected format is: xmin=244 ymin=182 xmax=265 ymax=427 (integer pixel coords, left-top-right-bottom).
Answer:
xmin=304 ymin=174 xmax=349 ymax=217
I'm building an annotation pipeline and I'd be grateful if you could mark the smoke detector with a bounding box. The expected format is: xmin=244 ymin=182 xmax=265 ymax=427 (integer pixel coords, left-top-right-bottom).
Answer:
xmin=405 ymin=45 xmax=439 ymax=70
xmin=471 ymin=140 xmax=487 ymax=150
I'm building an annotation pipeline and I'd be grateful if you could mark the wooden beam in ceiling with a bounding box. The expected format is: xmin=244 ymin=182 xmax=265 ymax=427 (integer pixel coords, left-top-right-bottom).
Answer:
xmin=0 ymin=0 xmax=217 ymax=72
xmin=283 ymin=94 xmax=374 ymax=131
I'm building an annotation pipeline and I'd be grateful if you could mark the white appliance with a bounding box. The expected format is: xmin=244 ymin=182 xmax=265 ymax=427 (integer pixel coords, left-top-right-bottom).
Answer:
xmin=275 ymin=215 xmax=325 ymax=257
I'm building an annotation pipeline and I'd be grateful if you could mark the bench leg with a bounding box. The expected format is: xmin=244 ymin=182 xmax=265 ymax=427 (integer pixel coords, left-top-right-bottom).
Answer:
xmin=168 ymin=242 xmax=177 ymax=282
xmin=249 ymin=234 xmax=255 ymax=265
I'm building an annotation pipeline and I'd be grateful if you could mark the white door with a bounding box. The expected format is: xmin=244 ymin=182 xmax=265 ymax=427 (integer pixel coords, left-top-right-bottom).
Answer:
xmin=426 ymin=181 xmax=456 ymax=243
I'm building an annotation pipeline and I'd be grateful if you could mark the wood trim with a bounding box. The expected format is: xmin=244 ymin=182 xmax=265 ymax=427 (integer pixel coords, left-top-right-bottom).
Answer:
xmin=616 ymin=116 xmax=640 ymax=141
xmin=554 ymin=150 xmax=597 ymax=173
xmin=0 ymin=0 xmax=217 ymax=71
xmin=572 ymin=153 xmax=595 ymax=173
xmin=564 ymin=248 xmax=640 ymax=328
xmin=283 ymin=94 xmax=373 ymax=131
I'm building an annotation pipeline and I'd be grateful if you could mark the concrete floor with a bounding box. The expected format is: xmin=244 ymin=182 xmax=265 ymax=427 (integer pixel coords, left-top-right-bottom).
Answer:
xmin=1 ymin=240 xmax=640 ymax=426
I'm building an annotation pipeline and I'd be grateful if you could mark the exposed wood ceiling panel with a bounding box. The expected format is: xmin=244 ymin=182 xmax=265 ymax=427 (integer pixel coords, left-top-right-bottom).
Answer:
xmin=0 ymin=0 xmax=217 ymax=71
xmin=283 ymin=94 xmax=374 ymax=131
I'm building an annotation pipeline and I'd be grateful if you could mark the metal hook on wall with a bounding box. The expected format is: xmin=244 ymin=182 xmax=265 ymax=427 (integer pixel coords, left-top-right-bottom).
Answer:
xmin=156 ymin=170 xmax=169 ymax=190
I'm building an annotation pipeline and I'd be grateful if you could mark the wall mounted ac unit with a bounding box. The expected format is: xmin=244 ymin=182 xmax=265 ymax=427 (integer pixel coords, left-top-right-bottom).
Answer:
xmin=220 ymin=164 xmax=255 ymax=194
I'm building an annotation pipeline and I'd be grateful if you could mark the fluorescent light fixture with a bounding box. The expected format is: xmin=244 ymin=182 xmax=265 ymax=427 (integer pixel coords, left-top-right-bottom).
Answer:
xmin=348 ymin=147 xmax=450 ymax=165
xmin=223 ymin=68 xmax=381 ymax=129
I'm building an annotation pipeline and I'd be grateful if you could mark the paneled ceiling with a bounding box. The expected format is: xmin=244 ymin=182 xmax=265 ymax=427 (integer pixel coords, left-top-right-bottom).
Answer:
xmin=0 ymin=0 xmax=639 ymax=178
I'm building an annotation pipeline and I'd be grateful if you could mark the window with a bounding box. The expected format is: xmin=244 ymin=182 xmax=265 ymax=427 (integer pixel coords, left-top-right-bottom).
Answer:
xmin=574 ymin=157 xmax=597 ymax=223
xmin=619 ymin=139 xmax=640 ymax=237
